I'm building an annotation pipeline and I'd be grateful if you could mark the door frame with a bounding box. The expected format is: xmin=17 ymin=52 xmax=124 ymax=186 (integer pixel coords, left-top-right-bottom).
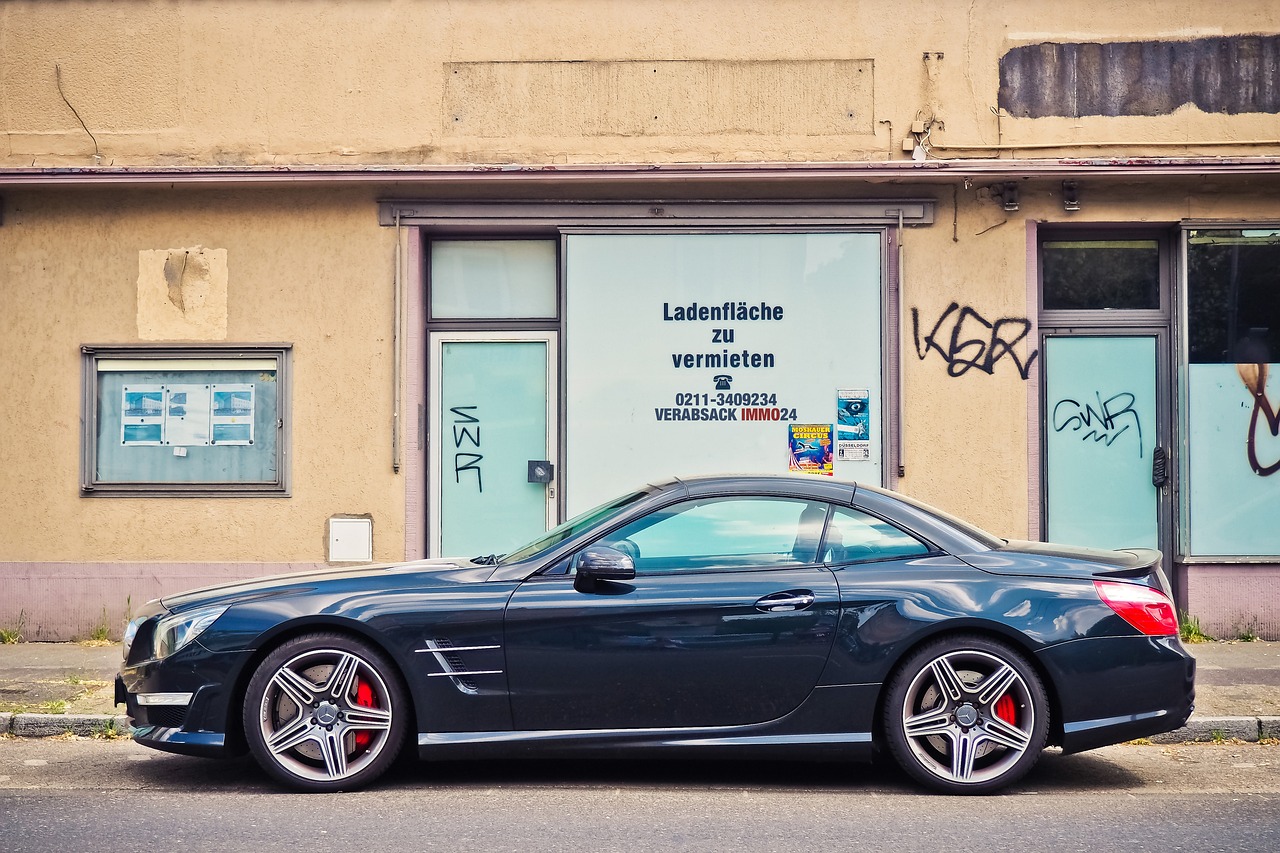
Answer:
xmin=1035 ymin=225 xmax=1179 ymax=599
xmin=427 ymin=329 xmax=560 ymax=558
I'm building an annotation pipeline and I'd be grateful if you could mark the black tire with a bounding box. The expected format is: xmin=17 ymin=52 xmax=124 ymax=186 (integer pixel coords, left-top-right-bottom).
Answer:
xmin=242 ymin=632 xmax=409 ymax=792
xmin=883 ymin=634 xmax=1049 ymax=795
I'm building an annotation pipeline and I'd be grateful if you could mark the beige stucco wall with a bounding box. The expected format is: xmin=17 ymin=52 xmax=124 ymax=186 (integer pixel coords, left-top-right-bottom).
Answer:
xmin=4 ymin=0 xmax=1280 ymax=168
xmin=0 ymin=187 xmax=402 ymax=565
xmin=3 ymin=0 xmax=1280 ymax=638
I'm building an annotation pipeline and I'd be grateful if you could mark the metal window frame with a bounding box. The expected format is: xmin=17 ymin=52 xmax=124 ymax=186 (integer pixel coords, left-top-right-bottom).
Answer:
xmin=1177 ymin=221 xmax=1280 ymax=563
xmin=80 ymin=343 xmax=292 ymax=497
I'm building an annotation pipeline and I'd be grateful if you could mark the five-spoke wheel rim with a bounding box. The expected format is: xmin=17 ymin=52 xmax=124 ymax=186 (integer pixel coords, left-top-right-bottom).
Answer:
xmin=898 ymin=648 xmax=1036 ymax=786
xmin=256 ymin=648 xmax=395 ymax=783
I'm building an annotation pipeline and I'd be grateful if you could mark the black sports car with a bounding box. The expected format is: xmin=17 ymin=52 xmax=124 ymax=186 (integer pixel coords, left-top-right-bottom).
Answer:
xmin=116 ymin=475 xmax=1195 ymax=794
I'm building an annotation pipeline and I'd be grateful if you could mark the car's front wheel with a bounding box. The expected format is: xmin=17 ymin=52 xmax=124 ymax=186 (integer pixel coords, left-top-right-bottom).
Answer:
xmin=883 ymin=634 xmax=1049 ymax=794
xmin=243 ymin=632 xmax=409 ymax=792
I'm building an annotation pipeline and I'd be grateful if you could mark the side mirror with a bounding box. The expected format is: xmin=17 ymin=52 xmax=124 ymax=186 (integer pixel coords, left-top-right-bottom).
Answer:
xmin=573 ymin=546 xmax=636 ymax=592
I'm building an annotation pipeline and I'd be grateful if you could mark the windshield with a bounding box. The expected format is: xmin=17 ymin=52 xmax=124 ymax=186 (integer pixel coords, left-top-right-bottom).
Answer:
xmin=499 ymin=488 xmax=654 ymax=565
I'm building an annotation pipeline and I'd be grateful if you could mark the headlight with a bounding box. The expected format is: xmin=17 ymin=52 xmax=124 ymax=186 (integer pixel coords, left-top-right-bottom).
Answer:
xmin=151 ymin=605 xmax=229 ymax=660
xmin=122 ymin=616 xmax=147 ymax=659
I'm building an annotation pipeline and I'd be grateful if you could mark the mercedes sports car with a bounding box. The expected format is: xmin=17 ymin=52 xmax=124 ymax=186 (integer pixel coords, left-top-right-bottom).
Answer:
xmin=116 ymin=475 xmax=1195 ymax=794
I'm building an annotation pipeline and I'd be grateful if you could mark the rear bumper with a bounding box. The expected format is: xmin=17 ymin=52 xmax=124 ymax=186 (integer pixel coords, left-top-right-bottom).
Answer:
xmin=1037 ymin=634 xmax=1195 ymax=753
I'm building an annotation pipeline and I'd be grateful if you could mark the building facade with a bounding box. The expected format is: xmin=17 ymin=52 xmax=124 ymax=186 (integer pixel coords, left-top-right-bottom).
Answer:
xmin=2 ymin=1 xmax=1279 ymax=639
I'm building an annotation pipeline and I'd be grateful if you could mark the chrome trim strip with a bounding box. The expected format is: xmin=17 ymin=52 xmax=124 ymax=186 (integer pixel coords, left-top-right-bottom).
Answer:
xmin=419 ymin=728 xmax=872 ymax=747
xmin=427 ymin=670 xmax=503 ymax=677
xmin=416 ymin=639 xmax=503 ymax=696
xmin=1062 ymin=708 xmax=1169 ymax=734
xmin=135 ymin=692 xmax=194 ymax=706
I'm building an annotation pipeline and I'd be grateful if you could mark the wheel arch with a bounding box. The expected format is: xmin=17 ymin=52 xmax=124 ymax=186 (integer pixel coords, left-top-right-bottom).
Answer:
xmin=222 ymin=616 xmax=418 ymax=757
xmin=869 ymin=623 xmax=1067 ymax=750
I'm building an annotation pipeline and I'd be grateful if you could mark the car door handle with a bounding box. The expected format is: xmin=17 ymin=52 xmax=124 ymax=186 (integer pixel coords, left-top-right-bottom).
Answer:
xmin=755 ymin=591 xmax=816 ymax=612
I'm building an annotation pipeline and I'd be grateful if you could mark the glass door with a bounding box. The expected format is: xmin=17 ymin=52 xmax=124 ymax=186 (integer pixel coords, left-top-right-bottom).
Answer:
xmin=1043 ymin=333 xmax=1167 ymax=550
xmin=428 ymin=331 xmax=558 ymax=558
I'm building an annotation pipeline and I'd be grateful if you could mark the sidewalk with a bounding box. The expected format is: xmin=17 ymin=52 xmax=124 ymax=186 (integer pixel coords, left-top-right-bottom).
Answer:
xmin=1 ymin=639 xmax=1278 ymax=741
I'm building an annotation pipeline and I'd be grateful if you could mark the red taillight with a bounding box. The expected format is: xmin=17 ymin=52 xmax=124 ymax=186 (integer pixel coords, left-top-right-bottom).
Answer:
xmin=1094 ymin=580 xmax=1178 ymax=636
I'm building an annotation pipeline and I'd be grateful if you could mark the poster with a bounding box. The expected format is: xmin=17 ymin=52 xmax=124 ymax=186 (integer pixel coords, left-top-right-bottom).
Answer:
xmin=789 ymin=423 xmax=833 ymax=476
xmin=836 ymin=388 xmax=872 ymax=461
xmin=211 ymin=384 xmax=255 ymax=445
xmin=164 ymin=384 xmax=212 ymax=446
xmin=121 ymin=386 xmax=164 ymax=445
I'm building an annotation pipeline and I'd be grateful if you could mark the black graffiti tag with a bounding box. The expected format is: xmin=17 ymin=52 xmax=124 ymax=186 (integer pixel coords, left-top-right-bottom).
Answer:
xmin=912 ymin=303 xmax=1039 ymax=379
xmin=450 ymin=406 xmax=483 ymax=492
xmin=1052 ymin=391 xmax=1144 ymax=458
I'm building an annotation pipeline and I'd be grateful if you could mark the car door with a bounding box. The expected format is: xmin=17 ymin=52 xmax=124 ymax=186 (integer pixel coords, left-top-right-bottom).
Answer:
xmin=504 ymin=495 xmax=841 ymax=731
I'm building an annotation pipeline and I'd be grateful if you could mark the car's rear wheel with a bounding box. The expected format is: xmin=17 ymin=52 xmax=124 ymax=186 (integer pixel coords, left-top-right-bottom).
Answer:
xmin=243 ymin=632 xmax=408 ymax=792
xmin=883 ymin=634 xmax=1048 ymax=794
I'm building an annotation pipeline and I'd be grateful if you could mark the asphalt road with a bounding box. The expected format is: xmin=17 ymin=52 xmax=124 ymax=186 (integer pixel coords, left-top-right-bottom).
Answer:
xmin=2 ymin=738 xmax=1278 ymax=852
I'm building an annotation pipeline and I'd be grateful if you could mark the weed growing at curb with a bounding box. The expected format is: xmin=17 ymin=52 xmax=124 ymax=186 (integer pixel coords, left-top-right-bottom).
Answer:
xmin=91 ymin=718 xmax=124 ymax=740
xmin=1179 ymin=612 xmax=1213 ymax=644
xmin=1233 ymin=618 xmax=1261 ymax=642
xmin=41 ymin=700 xmax=67 ymax=715
xmin=0 ymin=610 xmax=27 ymax=644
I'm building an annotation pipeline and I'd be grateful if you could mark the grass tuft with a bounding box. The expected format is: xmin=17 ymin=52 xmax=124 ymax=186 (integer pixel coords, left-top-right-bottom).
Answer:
xmin=90 ymin=718 xmax=124 ymax=740
xmin=0 ymin=610 xmax=27 ymax=644
xmin=1179 ymin=612 xmax=1213 ymax=644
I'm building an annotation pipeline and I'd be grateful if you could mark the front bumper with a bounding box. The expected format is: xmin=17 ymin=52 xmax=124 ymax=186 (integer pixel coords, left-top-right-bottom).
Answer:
xmin=118 ymin=645 xmax=253 ymax=758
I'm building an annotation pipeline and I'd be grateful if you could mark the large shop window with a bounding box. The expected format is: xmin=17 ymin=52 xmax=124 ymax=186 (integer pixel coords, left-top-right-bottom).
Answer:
xmin=81 ymin=345 xmax=291 ymax=496
xmin=1186 ymin=229 xmax=1280 ymax=556
xmin=564 ymin=232 xmax=883 ymax=513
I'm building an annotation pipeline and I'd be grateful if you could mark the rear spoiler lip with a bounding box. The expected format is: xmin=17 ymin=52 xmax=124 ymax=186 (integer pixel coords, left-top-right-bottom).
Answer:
xmin=961 ymin=543 xmax=1171 ymax=596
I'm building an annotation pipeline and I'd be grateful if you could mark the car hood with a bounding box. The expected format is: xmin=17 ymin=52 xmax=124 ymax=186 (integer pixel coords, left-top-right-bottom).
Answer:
xmin=961 ymin=540 xmax=1162 ymax=579
xmin=159 ymin=558 xmax=488 ymax=612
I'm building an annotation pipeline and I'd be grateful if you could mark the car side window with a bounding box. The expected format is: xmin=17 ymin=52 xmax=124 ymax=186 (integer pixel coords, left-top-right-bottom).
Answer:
xmin=823 ymin=506 xmax=930 ymax=564
xmin=595 ymin=496 xmax=829 ymax=573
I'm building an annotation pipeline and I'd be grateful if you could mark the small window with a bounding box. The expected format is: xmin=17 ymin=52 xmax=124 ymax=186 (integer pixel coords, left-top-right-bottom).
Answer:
xmin=82 ymin=344 xmax=290 ymax=496
xmin=823 ymin=506 xmax=929 ymax=563
xmin=1041 ymin=238 xmax=1161 ymax=310
xmin=429 ymin=240 xmax=557 ymax=320
xmin=595 ymin=496 xmax=827 ymax=573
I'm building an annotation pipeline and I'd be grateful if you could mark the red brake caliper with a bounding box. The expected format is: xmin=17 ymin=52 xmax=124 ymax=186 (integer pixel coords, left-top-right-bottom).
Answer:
xmin=995 ymin=694 xmax=1017 ymax=725
xmin=353 ymin=678 xmax=375 ymax=750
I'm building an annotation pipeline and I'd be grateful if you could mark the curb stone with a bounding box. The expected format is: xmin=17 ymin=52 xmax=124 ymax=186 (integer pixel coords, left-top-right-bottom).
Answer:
xmin=7 ymin=713 xmax=132 ymax=738
xmin=0 ymin=712 xmax=9 ymax=734
xmin=1261 ymin=717 xmax=1280 ymax=740
xmin=1149 ymin=716 xmax=1264 ymax=743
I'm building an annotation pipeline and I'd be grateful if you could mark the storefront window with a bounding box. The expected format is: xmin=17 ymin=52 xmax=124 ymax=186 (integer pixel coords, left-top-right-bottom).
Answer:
xmin=1185 ymin=229 xmax=1280 ymax=556
xmin=563 ymin=232 xmax=883 ymax=513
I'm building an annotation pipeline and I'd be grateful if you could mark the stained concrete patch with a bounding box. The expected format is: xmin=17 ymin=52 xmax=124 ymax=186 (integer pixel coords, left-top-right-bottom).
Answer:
xmin=137 ymin=246 xmax=228 ymax=340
